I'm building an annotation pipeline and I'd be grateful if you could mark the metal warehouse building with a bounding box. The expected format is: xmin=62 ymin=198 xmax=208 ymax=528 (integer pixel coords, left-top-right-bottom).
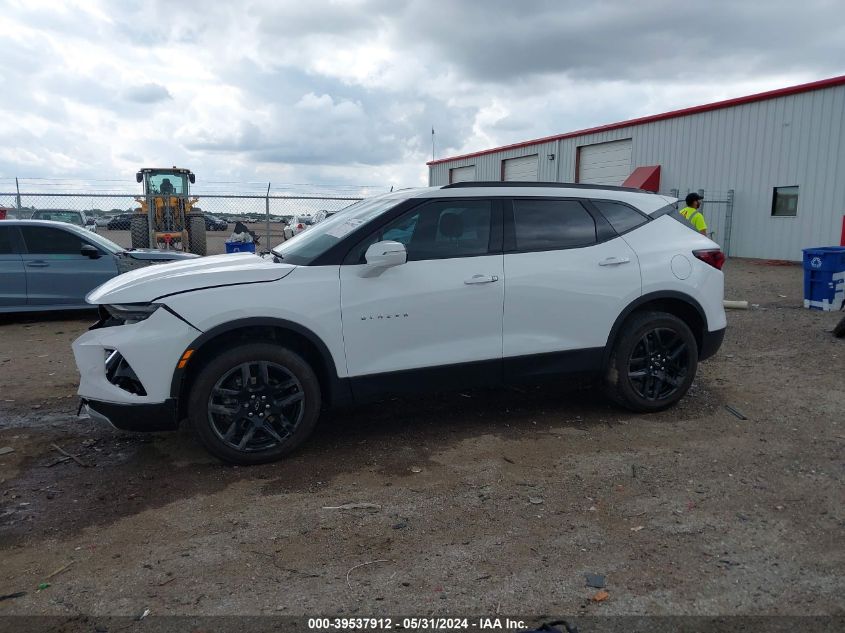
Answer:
xmin=427 ymin=75 xmax=845 ymax=261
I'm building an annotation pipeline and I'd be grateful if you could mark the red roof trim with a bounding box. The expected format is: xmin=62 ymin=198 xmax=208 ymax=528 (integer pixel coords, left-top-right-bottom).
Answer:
xmin=427 ymin=75 xmax=845 ymax=166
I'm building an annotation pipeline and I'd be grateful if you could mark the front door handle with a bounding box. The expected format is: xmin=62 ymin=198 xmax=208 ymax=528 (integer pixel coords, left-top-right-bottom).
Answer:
xmin=26 ymin=261 xmax=49 ymax=268
xmin=598 ymin=257 xmax=631 ymax=266
xmin=464 ymin=274 xmax=499 ymax=285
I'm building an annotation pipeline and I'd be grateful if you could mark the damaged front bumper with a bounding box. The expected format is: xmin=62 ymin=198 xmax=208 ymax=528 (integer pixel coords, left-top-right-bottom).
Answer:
xmin=81 ymin=398 xmax=179 ymax=432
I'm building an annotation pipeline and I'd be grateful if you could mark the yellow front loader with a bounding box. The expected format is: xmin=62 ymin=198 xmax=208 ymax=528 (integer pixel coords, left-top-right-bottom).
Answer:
xmin=131 ymin=167 xmax=206 ymax=255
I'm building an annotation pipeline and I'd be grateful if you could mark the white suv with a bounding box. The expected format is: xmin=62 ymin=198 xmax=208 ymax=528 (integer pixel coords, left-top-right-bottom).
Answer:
xmin=73 ymin=183 xmax=726 ymax=464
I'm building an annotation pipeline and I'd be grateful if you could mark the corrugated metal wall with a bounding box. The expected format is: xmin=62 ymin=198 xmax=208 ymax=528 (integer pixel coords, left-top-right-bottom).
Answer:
xmin=429 ymin=85 xmax=845 ymax=260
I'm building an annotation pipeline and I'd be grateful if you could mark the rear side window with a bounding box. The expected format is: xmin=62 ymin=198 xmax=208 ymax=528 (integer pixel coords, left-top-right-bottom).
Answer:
xmin=591 ymin=200 xmax=648 ymax=234
xmin=0 ymin=226 xmax=17 ymax=254
xmin=512 ymin=199 xmax=596 ymax=251
xmin=20 ymin=226 xmax=85 ymax=255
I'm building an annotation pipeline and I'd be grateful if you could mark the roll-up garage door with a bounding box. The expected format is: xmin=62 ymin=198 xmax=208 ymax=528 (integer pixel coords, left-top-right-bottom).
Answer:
xmin=502 ymin=155 xmax=538 ymax=181
xmin=578 ymin=139 xmax=632 ymax=185
xmin=449 ymin=165 xmax=476 ymax=183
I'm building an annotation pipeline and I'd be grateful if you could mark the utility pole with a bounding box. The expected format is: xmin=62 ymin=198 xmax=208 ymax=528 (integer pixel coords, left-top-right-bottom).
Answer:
xmin=431 ymin=127 xmax=435 ymax=161
xmin=15 ymin=177 xmax=22 ymax=209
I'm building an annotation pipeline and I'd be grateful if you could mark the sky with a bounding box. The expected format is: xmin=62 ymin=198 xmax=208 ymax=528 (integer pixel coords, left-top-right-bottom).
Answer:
xmin=1 ymin=0 xmax=843 ymax=193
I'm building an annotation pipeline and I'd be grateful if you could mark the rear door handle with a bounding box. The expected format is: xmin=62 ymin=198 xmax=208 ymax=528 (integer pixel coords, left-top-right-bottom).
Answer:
xmin=598 ymin=257 xmax=631 ymax=266
xmin=26 ymin=261 xmax=49 ymax=268
xmin=464 ymin=274 xmax=499 ymax=285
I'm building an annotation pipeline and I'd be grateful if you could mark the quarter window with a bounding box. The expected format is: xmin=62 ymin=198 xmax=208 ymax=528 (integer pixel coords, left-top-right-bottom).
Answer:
xmin=20 ymin=226 xmax=85 ymax=255
xmin=512 ymin=199 xmax=596 ymax=251
xmin=591 ymin=200 xmax=648 ymax=234
xmin=771 ymin=186 xmax=798 ymax=217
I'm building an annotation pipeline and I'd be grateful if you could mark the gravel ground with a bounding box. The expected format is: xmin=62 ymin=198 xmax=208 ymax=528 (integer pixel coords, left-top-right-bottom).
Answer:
xmin=0 ymin=258 xmax=842 ymax=619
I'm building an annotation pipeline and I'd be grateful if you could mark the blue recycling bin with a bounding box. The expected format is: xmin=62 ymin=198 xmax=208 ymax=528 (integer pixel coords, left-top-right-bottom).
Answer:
xmin=802 ymin=246 xmax=845 ymax=311
xmin=225 ymin=241 xmax=256 ymax=254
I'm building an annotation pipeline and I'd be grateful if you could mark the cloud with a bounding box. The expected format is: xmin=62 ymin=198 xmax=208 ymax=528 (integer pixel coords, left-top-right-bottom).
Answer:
xmin=0 ymin=0 xmax=843 ymax=190
xmin=124 ymin=83 xmax=173 ymax=104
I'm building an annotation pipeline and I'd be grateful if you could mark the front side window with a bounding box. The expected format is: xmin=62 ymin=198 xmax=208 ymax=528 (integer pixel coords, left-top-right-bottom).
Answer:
xmin=20 ymin=226 xmax=85 ymax=255
xmin=591 ymin=200 xmax=648 ymax=235
xmin=772 ymin=186 xmax=799 ymax=217
xmin=512 ymin=199 xmax=596 ymax=251
xmin=351 ymin=200 xmax=493 ymax=263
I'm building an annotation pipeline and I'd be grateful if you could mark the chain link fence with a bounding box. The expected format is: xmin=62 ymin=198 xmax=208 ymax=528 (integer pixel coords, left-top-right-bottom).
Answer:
xmin=0 ymin=191 xmax=368 ymax=254
xmin=662 ymin=188 xmax=735 ymax=255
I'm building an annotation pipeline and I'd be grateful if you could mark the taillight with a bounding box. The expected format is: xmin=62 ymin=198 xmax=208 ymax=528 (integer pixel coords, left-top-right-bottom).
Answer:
xmin=693 ymin=249 xmax=726 ymax=270
xmin=297 ymin=223 xmax=304 ymax=230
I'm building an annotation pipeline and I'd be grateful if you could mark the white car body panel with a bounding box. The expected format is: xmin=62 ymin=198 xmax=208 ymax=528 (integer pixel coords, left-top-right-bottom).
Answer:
xmin=163 ymin=265 xmax=348 ymax=378
xmin=620 ymin=216 xmax=727 ymax=332
xmin=340 ymin=255 xmax=505 ymax=376
xmin=503 ymin=236 xmax=641 ymax=356
xmin=87 ymin=253 xmax=294 ymax=304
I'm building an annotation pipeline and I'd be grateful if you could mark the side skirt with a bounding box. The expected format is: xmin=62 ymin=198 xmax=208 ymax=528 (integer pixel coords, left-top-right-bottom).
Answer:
xmin=346 ymin=347 xmax=606 ymax=404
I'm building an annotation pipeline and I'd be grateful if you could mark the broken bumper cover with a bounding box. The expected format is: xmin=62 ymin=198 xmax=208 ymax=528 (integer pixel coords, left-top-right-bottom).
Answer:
xmin=82 ymin=398 xmax=179 ymax=432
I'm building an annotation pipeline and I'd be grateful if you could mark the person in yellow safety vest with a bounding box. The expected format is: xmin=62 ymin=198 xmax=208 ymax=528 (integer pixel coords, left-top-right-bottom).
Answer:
xmin=680 ymin=192 xmax=707 ymax=235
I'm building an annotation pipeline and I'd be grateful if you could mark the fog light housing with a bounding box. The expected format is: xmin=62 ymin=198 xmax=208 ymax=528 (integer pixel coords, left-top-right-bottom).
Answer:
xmin=105 ymin=350 xmax=147 ymax=396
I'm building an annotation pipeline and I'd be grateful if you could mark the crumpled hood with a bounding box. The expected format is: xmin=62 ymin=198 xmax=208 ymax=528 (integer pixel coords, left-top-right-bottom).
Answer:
xmin=87 ymin=253 xmax=296 ymax=304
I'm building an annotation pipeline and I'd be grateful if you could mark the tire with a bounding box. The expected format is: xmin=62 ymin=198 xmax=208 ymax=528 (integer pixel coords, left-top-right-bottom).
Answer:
xmin=187 ymin=343 xmax=322 ymax=464
xmin=130 ymin=215 xmax=150 ymax=249
xmin=834 ymin=314 xmax=845 ymax=338
xmin=603 ymin=311 xmax=698 ymax=412
xmin=187 ymin=215 xmax=207 ymax=255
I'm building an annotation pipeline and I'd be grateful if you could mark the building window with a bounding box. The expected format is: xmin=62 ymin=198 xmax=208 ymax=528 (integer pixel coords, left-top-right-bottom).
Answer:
xmin=771 ymin=186 xmax=799 ymax=217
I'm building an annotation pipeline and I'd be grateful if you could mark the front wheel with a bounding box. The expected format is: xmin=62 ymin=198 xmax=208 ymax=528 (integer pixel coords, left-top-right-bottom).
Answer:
xmin=604 ymin=311 xmax=698 ymax=412
xmin=188 ymin=343 xmax=321 ymax=464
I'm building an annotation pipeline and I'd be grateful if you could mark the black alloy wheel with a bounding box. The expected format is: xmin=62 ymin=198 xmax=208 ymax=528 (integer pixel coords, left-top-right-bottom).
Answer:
xmin=626 ymin=327 xmax=690 ymax=401
xmin=188 ymin=343 xmax=321 ymax=464
xmin=208 ymin=361 xmax=304 ymax=452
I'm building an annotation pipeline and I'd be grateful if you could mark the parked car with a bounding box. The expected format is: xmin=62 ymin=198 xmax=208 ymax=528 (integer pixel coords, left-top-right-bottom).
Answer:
xmin=0 ymin=220 xmax=199 ymax=313
xmin=72 ymin=182 xmax=726 ymax=464
xmin=96 ymin=215 xmax=115 ymax=228
xmin=107 ymin=214 xmax=134 ymax=230
xmin=204 ymin=215 xmax=228 ymax=231
xmin=30 ymin=209 xmax=97 ymax=233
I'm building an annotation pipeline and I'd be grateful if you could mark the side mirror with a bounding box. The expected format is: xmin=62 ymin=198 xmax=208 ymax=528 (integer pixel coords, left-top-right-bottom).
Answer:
xmin=81 ymin=244 xmax=101 ymax=259
xmin=364 ymin=240 xmax=406 ymax=269
xmin=135 ymin=172 xmax=143 ymax=183
xmin=188 ymin=173 xmax=196 ymax=184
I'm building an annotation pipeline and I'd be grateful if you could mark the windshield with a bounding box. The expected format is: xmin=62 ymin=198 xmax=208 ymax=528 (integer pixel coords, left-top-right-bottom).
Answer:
xmin=148 ymin=173 xmax=187 ymax=195
xmin=66 ymin=224 xmax=124 ymax=254
xmin=271 ymin=194 xmax=407 ymax=265
xmin=31 ymin=210 xmax=83 ymax=225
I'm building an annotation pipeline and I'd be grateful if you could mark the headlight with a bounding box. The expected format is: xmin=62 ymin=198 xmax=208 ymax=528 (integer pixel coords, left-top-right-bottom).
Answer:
xmin=104 ymin=303 xmax=162 ymax=323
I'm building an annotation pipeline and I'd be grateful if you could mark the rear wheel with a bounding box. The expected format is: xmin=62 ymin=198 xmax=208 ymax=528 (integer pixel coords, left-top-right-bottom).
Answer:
xmin=186 ymin=214 xmax=207 ymax=255
xmin=130 ymin=214 xmax=150 ymax=249
xmin=604 ymin=311 xmax=698 ymax=412
xmin=188 ymin=343 xmax=321 ymax=464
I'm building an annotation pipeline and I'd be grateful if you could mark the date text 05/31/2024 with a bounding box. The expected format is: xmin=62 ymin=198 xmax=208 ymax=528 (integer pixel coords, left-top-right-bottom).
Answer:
xmin=307 ymin=618 xmax=528 ymax=630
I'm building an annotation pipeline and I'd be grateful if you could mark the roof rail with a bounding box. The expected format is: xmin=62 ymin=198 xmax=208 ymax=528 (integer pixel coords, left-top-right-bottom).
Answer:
xmin=440 ymin=181 xmax=643 ymax=192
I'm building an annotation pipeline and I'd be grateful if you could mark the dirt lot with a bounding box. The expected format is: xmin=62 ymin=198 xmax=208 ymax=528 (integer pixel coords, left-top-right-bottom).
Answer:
xmin=99 ymin=223 xmax=286 ymax=255
xmin=0 ymin=259 xmax=843 ymax=620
